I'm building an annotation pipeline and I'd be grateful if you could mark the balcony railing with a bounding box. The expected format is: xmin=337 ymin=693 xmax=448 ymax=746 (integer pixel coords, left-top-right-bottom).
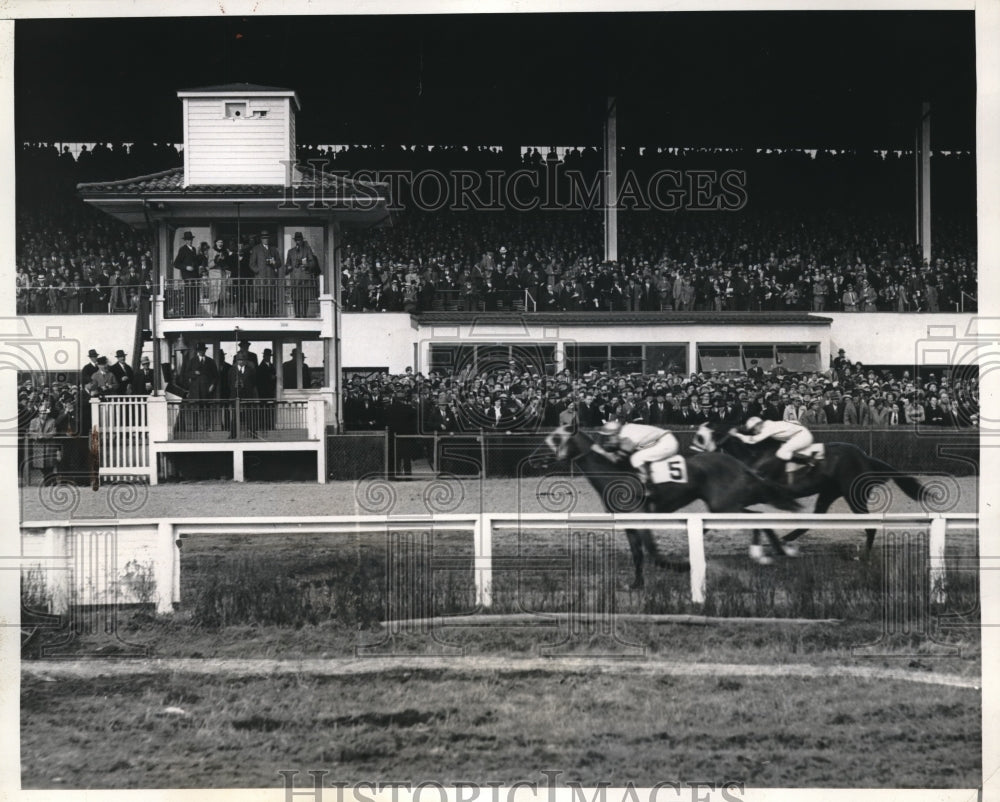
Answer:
xmin=163 ymin=278 xmax=320 ymax=319
xmin=166 ymin=399 xmax=310 ymax=441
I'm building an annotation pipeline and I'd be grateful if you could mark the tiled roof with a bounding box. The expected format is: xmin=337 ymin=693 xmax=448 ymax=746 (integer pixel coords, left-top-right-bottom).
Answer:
xmin=178 ymin=83 xmax=296 ymax=94
xmin=414 ymin=311 xmax=833 ymax=325
xmin=77 ymin=166 xmax=387 ymax=198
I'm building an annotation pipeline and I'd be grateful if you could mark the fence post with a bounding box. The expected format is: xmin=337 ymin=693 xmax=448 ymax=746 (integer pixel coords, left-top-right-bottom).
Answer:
xmin=929 ymin=516 xmax=947 ymax=604
xmin=686 ymin=516 xmax=706 ymax=605
xmin=155 ymin=521 xmax=178 ymax=614
xmin=479 ymin=431 xmax=487 ymax=478
xmin=475 ymin=514 xmax=493 ymax=609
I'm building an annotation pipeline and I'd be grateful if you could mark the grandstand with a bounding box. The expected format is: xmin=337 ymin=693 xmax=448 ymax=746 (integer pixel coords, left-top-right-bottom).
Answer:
xmin=12 ymin=13 xmax=979 ymax=484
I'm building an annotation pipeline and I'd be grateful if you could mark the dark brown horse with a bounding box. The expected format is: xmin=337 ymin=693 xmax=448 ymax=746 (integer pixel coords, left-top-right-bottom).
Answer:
xmin=691 ymin=422 xmax=925 ymax=552
xmin=533 ymin=426 xmax=801 ymax=588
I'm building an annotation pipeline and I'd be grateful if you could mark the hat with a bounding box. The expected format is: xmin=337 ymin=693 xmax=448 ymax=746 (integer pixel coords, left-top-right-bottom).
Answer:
xmin=263 ymin=348 xmax=272 ymax=356
xmin=96 ymin=356 xmax=108 ymax=365
xmin=140 ymin=356 xmax=150 ymax=363
xmin=499 ymin=246 xmax=507 ymax=254
xmin=87 ymin=348 xmax=98 ymax=358
xmin=115 ymin=349 xmax=126 ymax=358
xmin=182 ymin=231 xmax=194 ymax=240
xmin=238 ymin=339 xmax=251 ymax=347
xmin=838 ymin=348 xmax=846 ymax=354
xmin=195 ymin=342 xmax=208 ymax=351
xmin=260 ymin=230 xmax=271 ymax=238
xmin=293 ymin=232 xmax=304 ymax=241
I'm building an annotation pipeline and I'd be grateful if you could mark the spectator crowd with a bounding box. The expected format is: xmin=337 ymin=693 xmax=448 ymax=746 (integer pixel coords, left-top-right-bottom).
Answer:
xmin=16 ymin=141 xmax=978 ymax=317
xmin=344 ymin=350 xmax=979 ymax=435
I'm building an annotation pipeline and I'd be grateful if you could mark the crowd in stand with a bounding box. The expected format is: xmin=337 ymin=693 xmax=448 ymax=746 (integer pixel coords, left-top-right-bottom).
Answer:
xmin=15 ymin=141 xmax=978 ymax=316
xmin=344 ymin=350 xmax=979 ymax=435
xmin=18 ymin=345 xmax=979 ymax=483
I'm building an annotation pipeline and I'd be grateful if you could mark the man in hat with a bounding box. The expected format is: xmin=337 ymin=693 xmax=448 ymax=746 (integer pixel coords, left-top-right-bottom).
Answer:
xmin=172 ymin=231 xmax=201 ymax=315
xmin=250 ymin=230 xmax=281 ymax=315
xmin=746 ymin=358 xmax=765 ymax=383
xmin=386 ymin=389 xmax=416 ymax=479
xmin=285 ymin=232 xmax=319 ymax=318
xmin=236 ymin=339 xmax=259 ymax=367
xmin=282 ymin=348 xmax=311 ymax=390
xmin=132 ymin=354 xmax=155 ymax=395
xmin=256 ymin=347 xmax=277 ymax=431
xmin=832 ymin=348 xmax=849 ymax=380
xmin=86 ymin=356 xmax=117 ymax=399
xmin=229 ymin=351 xmax=259 ymax=438
xmin=110 ymin=349 xmax=134 ymax=395
xmin=80 ymin=348 xmax=100 ymax=391
xmin=181 ymin=343 xmax=218 ymax=431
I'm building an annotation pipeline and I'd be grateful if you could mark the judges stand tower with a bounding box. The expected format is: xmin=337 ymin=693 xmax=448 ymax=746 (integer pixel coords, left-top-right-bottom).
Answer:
xmin=78 ymin=83 xmax=390 ymax=483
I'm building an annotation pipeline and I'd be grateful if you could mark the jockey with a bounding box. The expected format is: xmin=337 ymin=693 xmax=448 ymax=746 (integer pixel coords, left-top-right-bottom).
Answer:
xmin=595 ymin=420 xmax=680 ymax=486
xmin=731 ymin=416 xmax=815 ymax=481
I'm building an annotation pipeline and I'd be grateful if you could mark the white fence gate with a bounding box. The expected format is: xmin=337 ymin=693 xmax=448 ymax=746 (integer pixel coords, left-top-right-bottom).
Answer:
xmin=94 ymin=396 xmax=153 ymax=483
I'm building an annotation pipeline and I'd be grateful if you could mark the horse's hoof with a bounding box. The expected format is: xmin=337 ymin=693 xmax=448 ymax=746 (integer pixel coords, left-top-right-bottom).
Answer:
xmin=753 ymin=555 xmax=774 ymax=566
xmin=782 ymin=544 xmax=800 ymax=558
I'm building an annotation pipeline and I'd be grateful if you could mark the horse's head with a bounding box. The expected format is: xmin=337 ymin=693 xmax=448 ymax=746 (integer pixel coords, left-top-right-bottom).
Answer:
xmin=529 ymin=425 xmax=580 ymax=468
xmin=690 ymin=422 xmax=719 ymax=453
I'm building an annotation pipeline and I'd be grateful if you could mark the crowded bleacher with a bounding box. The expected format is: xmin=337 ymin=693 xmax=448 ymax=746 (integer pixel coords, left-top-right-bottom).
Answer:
xmin=16 ymin=142 xmax=978 ymax=315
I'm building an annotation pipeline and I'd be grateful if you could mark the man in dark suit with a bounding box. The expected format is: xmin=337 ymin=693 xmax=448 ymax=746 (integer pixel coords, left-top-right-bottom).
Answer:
xmin=386 ymin=390 xmax=417 ymax=478
xmin=132 ymin=355 xmax=155 ymax=395
xmin=282 ymin=348 xmax=311 ymax=389
xmin=80 ymin=348 xmax=100 ymax=391
xmin=746 ymin=359 xmax=765 ymax=383
xmin=110 ymin=349 xmax=134 ymax=395
xmin=675 ymin=398 xmax=701 ymax=426
xmin=648 ymin=393 xmax=671 ymax=426
xmin=256 ymin=347 xmax=277 ymax=431
xmin=249 ymin=231 xmax=282 ymax=315
xmin=576 ymin=393 xmax=601 ymax=427
xmin=182 ymin=342 xmax=218 ymax=431
xmin=172 ymin=231 xmax=201 ymax=315
xmin=824 ymin=392 xmax=846 ymax=424
xmin=428 ymin=396 xmax=458 ymax=433
xmin=229 ymin=351 xmax=259 ymax=438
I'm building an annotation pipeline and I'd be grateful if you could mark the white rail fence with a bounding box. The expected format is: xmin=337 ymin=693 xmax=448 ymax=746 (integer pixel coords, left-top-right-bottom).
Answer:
xmin=20 ymin=512 xmax=976 ymax=616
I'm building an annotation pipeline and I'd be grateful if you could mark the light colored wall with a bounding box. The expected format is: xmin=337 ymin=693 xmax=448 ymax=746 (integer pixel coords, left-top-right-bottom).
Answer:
xmin=22 ymin=312 xmax=977 ymax=375
xmin=185 ymin=97 xmax=292 ymax=186
xmin=341 ymin=313 xmax=416 ymax=371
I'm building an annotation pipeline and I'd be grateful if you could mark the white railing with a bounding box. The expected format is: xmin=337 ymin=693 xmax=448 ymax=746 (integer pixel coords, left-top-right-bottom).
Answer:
xmin=93 ymin=396 xmax=153 ymax=482
xmin=20 ymin=511 xmax=977 ymax=615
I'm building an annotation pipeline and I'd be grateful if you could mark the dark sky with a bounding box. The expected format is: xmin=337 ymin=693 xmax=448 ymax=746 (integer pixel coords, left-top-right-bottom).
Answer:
xmin=14 ymin=11 xmax=976 ymax=148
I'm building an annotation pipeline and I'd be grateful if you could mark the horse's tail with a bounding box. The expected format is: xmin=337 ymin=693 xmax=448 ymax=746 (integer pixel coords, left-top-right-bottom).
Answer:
xmin=867 ymin=457 xmax=924 ymax=500
xmin=757 ymin=476 xmax=802 ymax=512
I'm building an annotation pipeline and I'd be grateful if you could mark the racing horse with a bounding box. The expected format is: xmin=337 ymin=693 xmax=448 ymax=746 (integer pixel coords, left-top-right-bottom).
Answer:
xmin=532 ymin=426 xmax=801 ymax=588
xmin=691 ymin=421 xmax=924 ymax=553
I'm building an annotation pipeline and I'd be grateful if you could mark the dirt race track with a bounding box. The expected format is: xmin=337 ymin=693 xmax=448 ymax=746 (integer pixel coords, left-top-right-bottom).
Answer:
xmin=22 ymin=654 xmax=980 ymax=689
xmin=19 ymin=473 xmax=979 ymax=521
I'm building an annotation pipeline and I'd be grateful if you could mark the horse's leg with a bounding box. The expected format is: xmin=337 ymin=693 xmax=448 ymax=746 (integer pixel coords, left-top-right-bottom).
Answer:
xmin=748 ymin=528 xmax=773 ymax=565
xmin=841 ymin=482 xmax=879 ymax=557
xmin=762 ymin=527 xmax=796 ymax=559
xmin=625 ymin=528 xmax=645 ymax=589
xmin=782 ymin=487 xmax=839 ymax=544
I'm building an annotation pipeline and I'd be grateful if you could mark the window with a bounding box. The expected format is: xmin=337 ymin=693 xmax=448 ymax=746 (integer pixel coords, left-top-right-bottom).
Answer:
xmin=645 ymin=345 xmax=687 ymax=375
xmin=697 ymin=345 xmax=743 ymax=374
xmin=225 ymin=102 xmax=247 ymax=119
xmin=776 ymin=345 xmax=821 ymax=373
xmin=742 ymin=345 xmax=777 ymax=370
